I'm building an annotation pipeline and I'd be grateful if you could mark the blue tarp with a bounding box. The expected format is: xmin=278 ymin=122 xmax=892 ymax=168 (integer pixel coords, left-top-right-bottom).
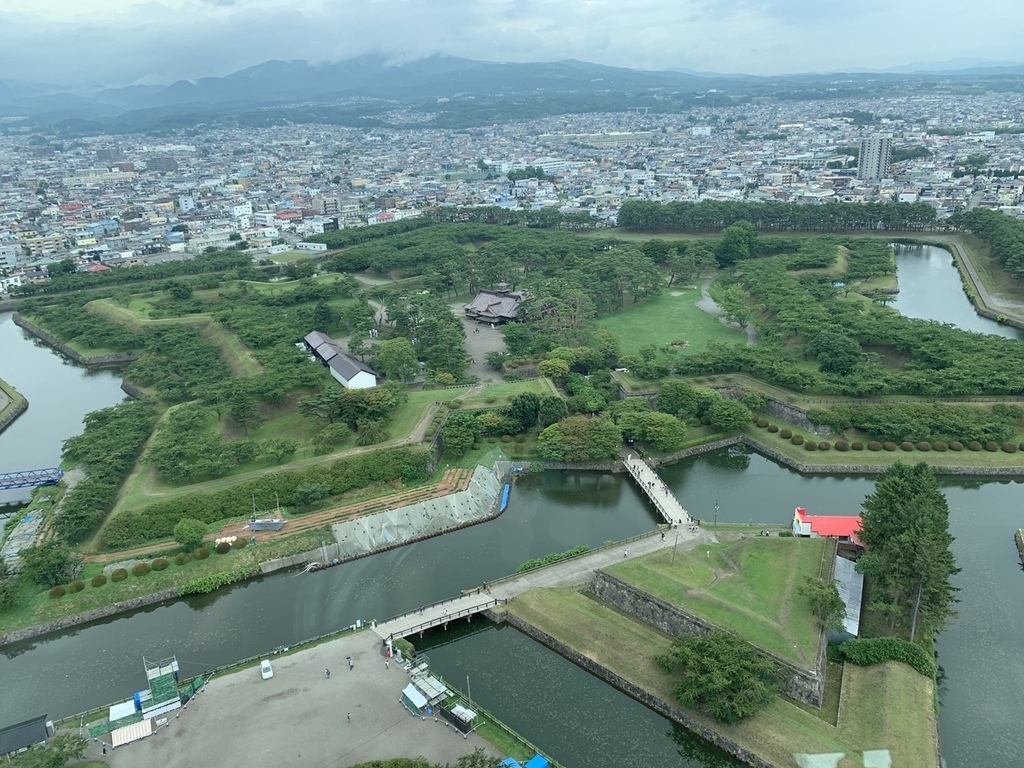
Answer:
xmin=524 ymin=756 xmax=550 ymax=768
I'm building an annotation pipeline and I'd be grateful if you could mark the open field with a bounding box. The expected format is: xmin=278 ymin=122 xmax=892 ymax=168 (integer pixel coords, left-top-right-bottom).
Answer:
xmin=460 ymin=377 xmax=559 ymax=407
xmin=509 ymin=586 xmax=936 ymax=768
xmin=605 ymin=536 xmax=826 ymax=666
xmin=598 ymin=290 xmax=746 ymax=355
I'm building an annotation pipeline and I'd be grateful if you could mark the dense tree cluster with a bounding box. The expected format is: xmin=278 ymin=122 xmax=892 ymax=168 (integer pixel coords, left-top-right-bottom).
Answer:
xmin=953 ymin=208 xmax=1024 ymax=283
xmin=805 ymin=402 xmax=1019 ymax=444
xmin=856 ymin=462 xmax=960 ymax=642
xmin=537 ymin=414 xmax=622 ymax=461
xmin=618 ymin=199 xmax=938 ymax=233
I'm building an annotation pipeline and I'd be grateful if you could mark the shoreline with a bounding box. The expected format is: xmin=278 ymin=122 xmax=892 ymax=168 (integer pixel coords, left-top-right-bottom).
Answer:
xmin=0 ymin=375 xmax=28 ymax=436
xmin=12 ymin=313 xmax=140 ymax=367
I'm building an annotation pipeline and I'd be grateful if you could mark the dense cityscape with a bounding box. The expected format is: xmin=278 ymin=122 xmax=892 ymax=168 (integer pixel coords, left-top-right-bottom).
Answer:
xmin=2 ymin=90 xmax=1024 ymax=293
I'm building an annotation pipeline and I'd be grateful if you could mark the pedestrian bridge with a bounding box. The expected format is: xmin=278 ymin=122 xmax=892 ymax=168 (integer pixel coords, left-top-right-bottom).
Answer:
xmin=0 ymin=468 xmax=64 ymax=490
xmin=621 ymin=455 xmax=691 ymax=526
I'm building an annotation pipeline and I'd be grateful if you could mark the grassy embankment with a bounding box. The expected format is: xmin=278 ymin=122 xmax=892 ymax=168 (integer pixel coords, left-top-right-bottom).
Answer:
xmin=605 ymin=536 xmax=826 ymax=667
xmin=508 ymin=541 xmax=936 ymax=768
xmin=0 ymin=374 xmax=26 ymax=423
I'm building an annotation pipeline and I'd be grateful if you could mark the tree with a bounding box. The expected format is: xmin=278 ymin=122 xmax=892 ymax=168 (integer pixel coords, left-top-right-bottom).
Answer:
xmin=292 ymin=483 xmax=332 ymax=507
xmin=809 ymin=331 xmax=862 ymax=375
xmin=5 ymin=733 xmax=87 ymax=768
xmin=538 ymin=395 xmax=569 ymax=427
xmin=375 ymin=337 xmax=419 ymax=383
xmin=798 ymin=576 xmax=846 ymax=631
xmin=311 ymin=299 xmax=335 ymax=331
xmin=537 ymin=358 xmax=570 ymax=379
xmin=441 ymin=412 xmax=480 ymax=457
xmin=166 ymin=280 xmax=193 ymax=301
xmin=18 ymin=541 xmax=81 ymax=587
xmin=855 ymin=462 xmax=960 ymax=641
xmin=715 ymin=220 xmax=759 ymax=267
xmin=707 ymin=399 xmax=751 ymax=431
xmin=718 ymin=285 xmax=752 ymax=330
xmin=657 ymin=629 xmax=779 ymax=724
xmin=48 ymin=258 xmax=77 ymax=276
xmin=509 ymin=392 xmax=541 ymax=432
xmin=174 ymin=518 xmax=208 ymax=551
xmin=537 ymin=415 xmax=622 ymax=461
xmin=657 ymin=380 xmax=699 ymax=418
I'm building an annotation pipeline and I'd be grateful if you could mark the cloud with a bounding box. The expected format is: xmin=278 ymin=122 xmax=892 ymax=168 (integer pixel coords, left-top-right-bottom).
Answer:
xmin=0 ymin=0 xmax=1022 ymax=87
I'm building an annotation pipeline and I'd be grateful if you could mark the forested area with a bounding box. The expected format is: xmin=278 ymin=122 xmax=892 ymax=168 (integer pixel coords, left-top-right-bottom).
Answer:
xmin=952 ymin=207 xmax=1024 ymax=282
xmin=618 ymin=199 xmax=939 ymax=233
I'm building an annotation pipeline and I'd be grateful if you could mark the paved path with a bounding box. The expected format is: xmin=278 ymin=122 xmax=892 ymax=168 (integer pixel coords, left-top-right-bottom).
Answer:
xmin=696 ymin=276 xmax=758 ymax=345
xmin=622 ymin=455 xmax=692 ymax=526
xmin=374 ymin=524 xmax=708 ymax=642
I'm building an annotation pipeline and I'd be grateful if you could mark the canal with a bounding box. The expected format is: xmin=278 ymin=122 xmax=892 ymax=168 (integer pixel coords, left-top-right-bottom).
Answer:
xmin=2 ymin=244 xmax=1023 ymax=767
xmin=0 ymin=312 xmax=127 ymax=506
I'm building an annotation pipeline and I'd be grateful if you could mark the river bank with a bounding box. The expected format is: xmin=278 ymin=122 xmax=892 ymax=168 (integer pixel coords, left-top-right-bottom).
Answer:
xmin=0 ymin=374 xmax=28 ymax=436
xmin=12 ymin=313 xmax=140 ymax=367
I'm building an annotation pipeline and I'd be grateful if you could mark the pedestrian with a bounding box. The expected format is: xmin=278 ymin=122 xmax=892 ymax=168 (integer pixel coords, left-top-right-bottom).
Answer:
xmin=661 ymin=532 xmax=665 ymax=541
xmin=385 ymin=659 xmax=390 ymax=670
xmin=347 ymin=656 xmax=354 ymax=670
xmin=326 ymin=668 xmax=331 ymax=678
xmin=623 ymin=549 xmax=628 ymax=558
xmin=347 ymin=712 xmax=351 ymax=722
xmin=102 ymin=747 xmax=107 ymax=756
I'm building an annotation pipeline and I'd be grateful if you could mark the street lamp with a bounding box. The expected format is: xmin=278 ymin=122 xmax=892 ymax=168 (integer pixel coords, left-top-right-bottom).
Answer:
xmin=714 ymin=499 xmax=719 ymax=528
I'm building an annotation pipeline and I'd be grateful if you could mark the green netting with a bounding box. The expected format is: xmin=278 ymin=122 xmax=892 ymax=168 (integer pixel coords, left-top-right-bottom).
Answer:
xmin=149 ymin=672 xmax=179 ymax=705
xmin=87 ymin=711 xmax=142 ymax=738
xmin=182 ymin=676 xmax=205 ymax=698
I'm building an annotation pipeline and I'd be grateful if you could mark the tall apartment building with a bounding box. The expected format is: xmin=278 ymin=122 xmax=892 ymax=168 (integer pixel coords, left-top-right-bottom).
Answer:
xmin=858 ymin=136 xmax=893 ymax=180
xmin=147 ymin=156 xmax=179 ymax=173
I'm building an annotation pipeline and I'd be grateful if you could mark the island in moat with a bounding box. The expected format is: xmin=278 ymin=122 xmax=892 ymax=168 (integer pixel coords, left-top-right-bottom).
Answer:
xmin=3 ymin=203 xmax=1021 ymax=766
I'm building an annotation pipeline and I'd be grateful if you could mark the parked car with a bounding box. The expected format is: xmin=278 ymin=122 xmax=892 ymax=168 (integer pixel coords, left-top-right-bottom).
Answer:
xmin=260 ymin=659 xmax=274 ymax=679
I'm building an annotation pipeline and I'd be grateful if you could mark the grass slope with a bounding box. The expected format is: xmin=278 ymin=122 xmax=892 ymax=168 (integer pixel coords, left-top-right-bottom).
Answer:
xmin=598 ymin=290 xmax=746 ymax=356
xmin=509 ymin=587 xmax=936 ymax=768
xmin=605 ymin=536 xmax=825 ymax=666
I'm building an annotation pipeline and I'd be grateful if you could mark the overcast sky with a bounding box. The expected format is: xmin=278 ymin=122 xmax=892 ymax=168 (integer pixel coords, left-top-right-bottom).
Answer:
xmin=2 ymin=0 xmax=1022 ymax=87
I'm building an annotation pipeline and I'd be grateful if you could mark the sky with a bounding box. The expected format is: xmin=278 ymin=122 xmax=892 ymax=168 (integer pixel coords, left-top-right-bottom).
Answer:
xmin=1 ymin=0 xmax=1022 ymax=88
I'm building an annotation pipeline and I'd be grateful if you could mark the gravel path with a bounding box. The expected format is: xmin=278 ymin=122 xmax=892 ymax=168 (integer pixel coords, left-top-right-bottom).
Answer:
xmin=696 ymin=277 xmax=758 ymax=345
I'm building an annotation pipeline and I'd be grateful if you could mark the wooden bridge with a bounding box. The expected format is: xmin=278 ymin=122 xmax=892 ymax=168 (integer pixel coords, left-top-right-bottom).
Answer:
xmin=0 ymin=468 xmax=64 ymax=490
xmin=621 ymin=455 xmax=691 ymax=526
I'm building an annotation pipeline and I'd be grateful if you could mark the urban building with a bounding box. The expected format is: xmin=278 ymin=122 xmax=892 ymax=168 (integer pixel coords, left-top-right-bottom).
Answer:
xmin=858 ymin=136 xmax=893 ymax=180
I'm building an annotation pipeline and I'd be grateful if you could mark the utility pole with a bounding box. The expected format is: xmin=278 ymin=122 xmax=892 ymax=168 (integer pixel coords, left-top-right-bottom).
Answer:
xmin=467 ymin=675 xmax=472 ymax=701
xmin=714 ymin=499 xmax=719 ymax=528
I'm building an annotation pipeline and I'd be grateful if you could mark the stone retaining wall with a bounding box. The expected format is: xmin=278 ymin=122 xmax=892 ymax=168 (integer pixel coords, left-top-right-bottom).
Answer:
xmin=0 ymin=395 xmax=28 ymax=436
xmin=0 ymin=589 xmax=178 ymax=647
xmin=590 ymin=571 xmax=826 ymax=708
xmin=13 ymin=313 xmax=140 ymax=367
xmin=500 ymin=612 xmax=777 ymax=768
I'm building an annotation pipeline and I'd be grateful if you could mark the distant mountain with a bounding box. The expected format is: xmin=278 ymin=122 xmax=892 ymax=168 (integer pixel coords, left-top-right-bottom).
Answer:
xmin=2 ymin=54 xmax=1024 ymax=131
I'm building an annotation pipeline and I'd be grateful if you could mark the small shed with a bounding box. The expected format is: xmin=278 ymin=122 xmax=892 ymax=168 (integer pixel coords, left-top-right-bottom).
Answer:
xmin=304 ymin=330 xmax=378 ymax=389
xmin=401 ymin=683 xmax=429 ymax=715
xmin=0 ymin=715 xmax=49 ymax=757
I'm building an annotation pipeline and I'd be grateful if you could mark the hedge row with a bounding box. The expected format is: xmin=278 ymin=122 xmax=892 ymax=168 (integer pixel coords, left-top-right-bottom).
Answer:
xmin=99 ymin=447 xmax=430 ymax=549
xmin=833 ymin=637 xmax=937 ymax=678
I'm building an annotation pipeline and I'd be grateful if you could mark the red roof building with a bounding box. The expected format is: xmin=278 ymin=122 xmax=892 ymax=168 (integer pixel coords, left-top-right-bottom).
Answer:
xmin=792 ymin=507 xmax=863 ymax=547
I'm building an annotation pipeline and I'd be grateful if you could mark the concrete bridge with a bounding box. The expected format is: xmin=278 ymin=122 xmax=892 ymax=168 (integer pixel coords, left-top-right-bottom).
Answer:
xmin=0 ymin=468 xmax=64 ymax=490
xmin=621 ymin=455 xmax=692 ymax=526
xmin=372 ymin=524 xmax=706 ymax=644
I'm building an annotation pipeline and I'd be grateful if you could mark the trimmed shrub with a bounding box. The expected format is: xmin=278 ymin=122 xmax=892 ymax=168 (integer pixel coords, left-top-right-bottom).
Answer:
xmin=447 ymin=400 xmax=463 ymax=409
xmin=767 ymin=424 xmax=779 ymax=433
xmin=851 ymin=441 xmax=864 ymax=451
xmin=835 ymin=637 xmax=936 ymax=678
xmin=933 ymin=441 xmax=948 ymax=452
xmin=1020 ymin=441 xmax=1024 ymax=451
xmin=484 ymin=396 xmax=497 ymax=404
xmin=756 ymin=419 xmax=769 ymax=428
xmin=779 ymin=428 xmax=792 ymax=439
xmin=950 ymin=441 xmax=964 ymax=451
xmin=883 ymin=442 xmax=898 ymax=452
xmin=820 ymin=441 xmax=832 ymax=451
xmin=985 ymin=441 xmax=999 ymax=452
xmin=900 ymin=441 xmax=914 ymax=452
xmin=700 ymin=415 xmax=712 ymax=426
xmin=500 ymin=434 xmax=513 ymax=443
xmin=791 ymin=434 xmax=804 ymax=445
xmin=132 ymin=562 xmax=151 ymax=577
xmin=804 ymin=441 xmax=817 ymax=451
xmin=194 ymin=547 xmax=211 ymax=560
xmin=512 ymin=445 xmax=525 ymax=456
xmin=1003 ymin=441 xmax=1018 ymax=453
xmin=487 ymin=436 xmax=498 ymax=444
xmin=778 ymin=530 xmax=794 ymax=537
xmin=152 ymin=558 xmax=169 ymax=571
xmin=471 ymin=443 xmax=482 ymax=451
xmin=867 ymin=441 xmax=882 ymax=451
xmin=752 ymin=414 xmax=761 ymax=424
xmin=215 ymin=542 xmax=232 ymax=554
xmin=111 ymin=568 xmax=128 ymax=582
xmin=916 ymin=441 xmax=931 ymax=452
xmin=91 ymin=574 xmax=107 ymax=588
xmin=834 ymin=440 xmax=849 ymax=451
xmin=49 ymin=585 xmax=66 ymax=598
xmin=174 ymin=552 xmax=190 ymax=566
xmin=688 ymin=417 xmax=702 ymax=428
xmin=233 ymin=538 xmax=249 ymax=549
xmin=68 ymin=580 xmax=86 ymax=593
xmin=515 ymin=434 xmax=527 ymax=443
xmin=968 ymin=441 xmax=982 ymax=451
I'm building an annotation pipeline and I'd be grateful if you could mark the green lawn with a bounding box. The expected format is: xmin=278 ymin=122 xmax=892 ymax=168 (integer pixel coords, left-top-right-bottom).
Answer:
xmin=461 ymin=378 xmax=559 ymax=407
xmin=509 ymin=586 xmax=936 ymax=768
xmin=605 ymin=537 xmax=826 ymax=666
xmin=598 ymin=290 xmax=746 ymax=355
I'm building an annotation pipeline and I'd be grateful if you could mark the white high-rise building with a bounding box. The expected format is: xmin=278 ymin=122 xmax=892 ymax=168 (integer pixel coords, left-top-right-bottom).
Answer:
xmin=858 ymin=136 xmax=893 ymax=180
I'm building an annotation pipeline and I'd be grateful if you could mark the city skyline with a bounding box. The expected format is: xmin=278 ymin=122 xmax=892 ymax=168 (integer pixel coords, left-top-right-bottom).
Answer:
xmin=2 ymin=0 xmax=1023 ymax=88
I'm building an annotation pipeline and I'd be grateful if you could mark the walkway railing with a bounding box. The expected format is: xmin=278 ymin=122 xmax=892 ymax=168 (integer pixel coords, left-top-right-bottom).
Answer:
xmin=622 ymin=456 xmax=691 ymax=525
xmin=0 ymin=468 xmax=63 ymax=490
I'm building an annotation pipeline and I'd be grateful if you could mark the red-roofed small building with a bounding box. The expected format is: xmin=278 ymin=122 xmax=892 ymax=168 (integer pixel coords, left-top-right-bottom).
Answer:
xmin=792 ymin=507 xmax=864 ymax=553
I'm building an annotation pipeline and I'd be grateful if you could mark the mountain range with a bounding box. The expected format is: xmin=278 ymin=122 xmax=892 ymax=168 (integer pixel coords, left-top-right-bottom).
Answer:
xmin=2 ymin=54 xmax=1023 ymax=131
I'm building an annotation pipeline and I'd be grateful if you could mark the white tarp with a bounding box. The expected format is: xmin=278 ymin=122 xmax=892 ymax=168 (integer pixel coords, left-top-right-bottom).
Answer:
xmin=451 ymin=704 xmax=477 ymax=723
xmin=833 ymin=556 xmax=864 ymax=637
xmin=110 ymin=718 xmax=153 ymax=748
xmin=108 ymin=700 xmax=136 ymax=721
xmin=402 ymin=684 xmax=428 ymax=710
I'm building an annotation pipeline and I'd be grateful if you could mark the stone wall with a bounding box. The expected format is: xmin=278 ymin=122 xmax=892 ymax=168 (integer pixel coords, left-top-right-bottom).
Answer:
xmin=590 ymin=570 xmax=826 ymax=709
xmin=0 ymin=395 xmax=27 ymax=436
xmin=13 ymin=313 xmax=140 ymax=367
xmin=501 ymin=612 xmax=778 ymax=768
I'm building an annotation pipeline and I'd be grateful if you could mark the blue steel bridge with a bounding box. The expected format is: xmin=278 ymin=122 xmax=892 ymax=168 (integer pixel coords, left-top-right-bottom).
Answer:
xmin=0 ymin=468 xmax=64 ymax=490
